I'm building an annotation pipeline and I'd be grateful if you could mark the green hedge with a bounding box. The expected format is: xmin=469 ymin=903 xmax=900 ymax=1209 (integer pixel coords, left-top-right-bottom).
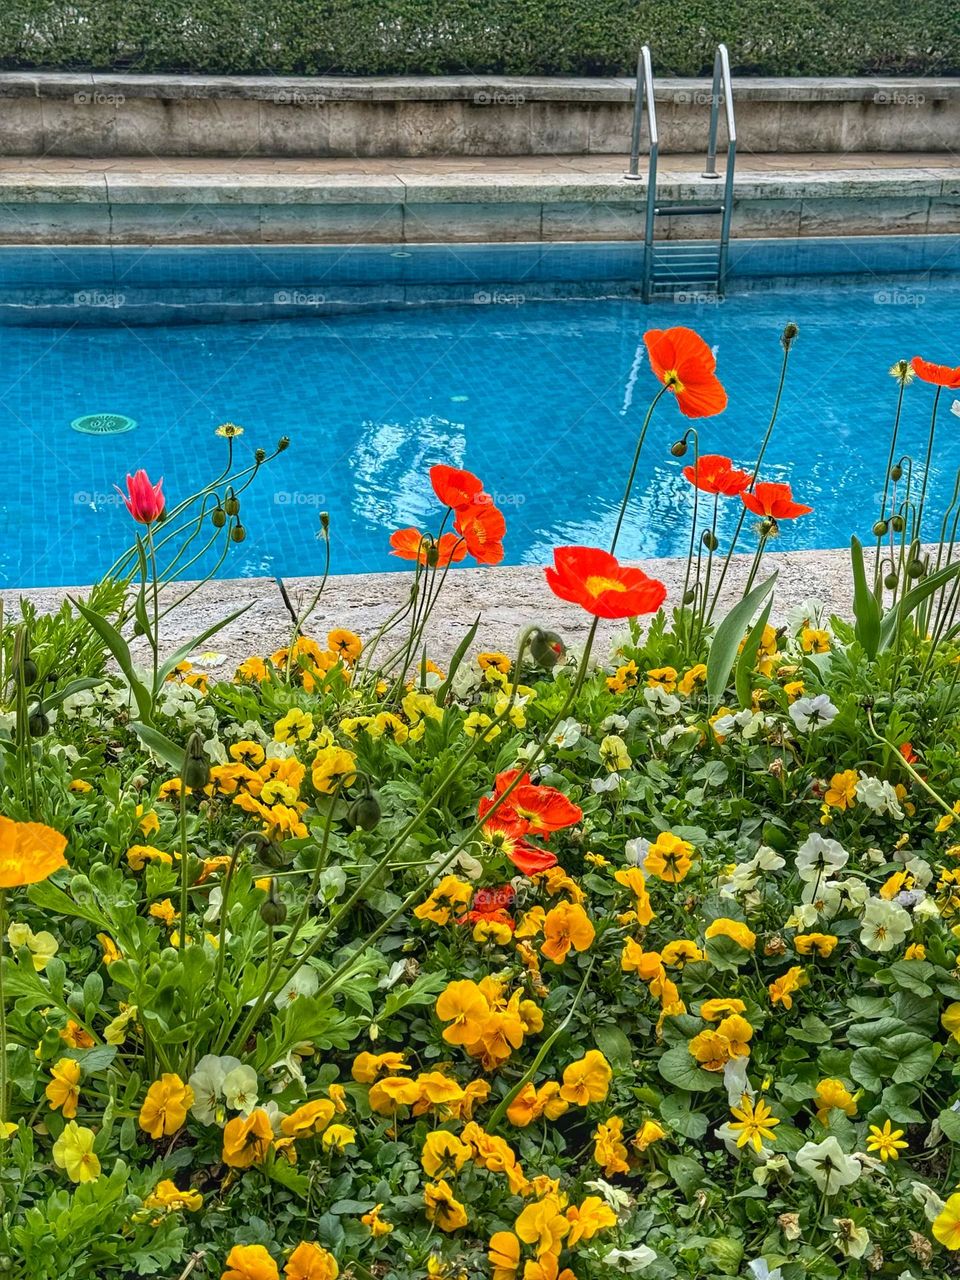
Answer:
xmin=0 ymin=0 xmax=956 ymax=76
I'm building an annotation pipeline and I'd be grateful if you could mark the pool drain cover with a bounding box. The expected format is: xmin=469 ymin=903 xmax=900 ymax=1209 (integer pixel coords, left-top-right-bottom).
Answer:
xmin=71 ymin=412 xmax=137 ymax=436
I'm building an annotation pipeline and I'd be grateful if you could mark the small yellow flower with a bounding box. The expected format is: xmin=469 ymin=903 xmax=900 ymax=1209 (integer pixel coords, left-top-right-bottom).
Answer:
xmin=866 ymin=1119 xmax=908 ymax=1162
xmin=728 ymin=1094 xmax=780 ymax=1152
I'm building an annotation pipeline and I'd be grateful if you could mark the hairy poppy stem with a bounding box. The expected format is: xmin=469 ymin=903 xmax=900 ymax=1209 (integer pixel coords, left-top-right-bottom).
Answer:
xmin=915 ymin=387 xmax=942 ymax=542
xmin=609 ymin=385 xmax=668 ymax=555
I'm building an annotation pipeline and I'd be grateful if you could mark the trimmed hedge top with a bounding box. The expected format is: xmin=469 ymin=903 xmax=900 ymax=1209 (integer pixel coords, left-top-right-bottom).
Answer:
xmin=0 ymin=0 xmax=957 ymax=77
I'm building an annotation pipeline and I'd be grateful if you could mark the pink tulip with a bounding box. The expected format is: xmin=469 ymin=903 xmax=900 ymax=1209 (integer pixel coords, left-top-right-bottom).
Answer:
xmin=115 ymin=469 xmax=165 ymax=525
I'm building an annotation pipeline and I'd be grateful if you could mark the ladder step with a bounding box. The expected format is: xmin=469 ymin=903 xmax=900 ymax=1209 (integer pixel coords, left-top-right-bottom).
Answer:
xmin=654 ymin=202 xmax=724 ymax=216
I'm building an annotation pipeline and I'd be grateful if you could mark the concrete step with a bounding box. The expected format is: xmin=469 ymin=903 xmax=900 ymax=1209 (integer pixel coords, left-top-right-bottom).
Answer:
xmin=0 ymin=154 xmax=956 ymax=244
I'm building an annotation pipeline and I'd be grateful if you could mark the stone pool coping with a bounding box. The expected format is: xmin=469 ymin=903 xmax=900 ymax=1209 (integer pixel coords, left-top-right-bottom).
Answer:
xmin=1 ymin=547 xmax=857 ymax=669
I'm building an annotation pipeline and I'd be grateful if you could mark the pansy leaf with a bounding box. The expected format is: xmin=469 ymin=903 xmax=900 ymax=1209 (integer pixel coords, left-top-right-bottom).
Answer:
xmin=657 ymin=1045 xmax=723 ymax=1093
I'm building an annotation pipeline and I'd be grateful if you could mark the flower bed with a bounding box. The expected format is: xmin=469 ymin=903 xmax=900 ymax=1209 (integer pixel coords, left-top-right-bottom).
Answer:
xmin=4 ymin=327 xmax=960 ymax=1280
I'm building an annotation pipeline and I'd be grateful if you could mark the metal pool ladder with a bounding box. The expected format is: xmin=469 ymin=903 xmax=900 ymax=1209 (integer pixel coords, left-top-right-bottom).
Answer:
xmin=625 ymin=44 xmax=737 ymax=302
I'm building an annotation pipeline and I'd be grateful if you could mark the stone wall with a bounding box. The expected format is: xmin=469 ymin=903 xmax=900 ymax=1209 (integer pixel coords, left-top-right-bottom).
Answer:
xmin=1 ymin=73 xmax=957 ymax=157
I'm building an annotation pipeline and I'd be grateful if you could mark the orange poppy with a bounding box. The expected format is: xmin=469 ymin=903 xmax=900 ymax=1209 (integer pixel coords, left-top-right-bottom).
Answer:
xmin=389 ymin=527 xmax=467 ymax=567
xmin=740 ymin=482 xmax=812 ymax=521
xmin=512 ymin=785 xmax=582 ymax=836
xmin=644 ymin=327 xmax=727 ymax=418
xmin=911 ymin=356 xmax=960 ymax=388
xmin=455 ymin=501 xmax=505 ymax=565
xmin=478 ymin=816 xmax=558 ymax=878
xmin=683 ymin=454 xmax=751 ymax=496
xmin=461 ymin=884 xmax=516 ymax=927
xmin=430 ymin=464 xmax=484 ymax=510
xmin=0 ymin=816 xmax=68 ymax=888
xmin=545 ymin=546 xmax=667 ymax=619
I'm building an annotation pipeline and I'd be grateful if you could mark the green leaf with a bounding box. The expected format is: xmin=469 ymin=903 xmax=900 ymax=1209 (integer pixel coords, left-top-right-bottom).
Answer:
xmin=39 ymin=677 xmax=109 ymax=716
xmin=735 ymin=591 xmax=775 ymax=709
xmin=128 ymin=722 xmax=185 ymax=773
xmin=666 ymin=1153 xmax=705 ymax=1196
xmin=659 ymin=1091 xmax=709 ymax=1139
xmin=594 ymin=1025 xmax=633 ymax=1071
xmin=657 ymin=1044 xmax=722 ymax=1093
xmin=879 ymin=559 xmax=960 ymax=650
xmin=706 ymin=573 xmax=778 ymax=705
xmin=850 ymin=536 xmax=881 ymax=659
xmin=435 ymin=614 xmax=480 ymax=704
xmin=939 ymin=1107 xmax=960 ymax=1142
xmin=71 ymin=598 xmax=153 ymax=723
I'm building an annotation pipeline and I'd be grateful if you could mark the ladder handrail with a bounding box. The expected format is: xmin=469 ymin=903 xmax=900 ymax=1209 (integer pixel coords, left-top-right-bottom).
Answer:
xmin=702 ymin=42 xmax=737 ymax=292
xmin=624 ymin=46 xmax=658 ymax=299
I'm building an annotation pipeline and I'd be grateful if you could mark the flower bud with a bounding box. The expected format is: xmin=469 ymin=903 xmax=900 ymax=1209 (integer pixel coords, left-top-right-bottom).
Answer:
xmin=780 ymin=322 xmax=799 ymax=351
xmin=529 ymin=629 xmax=565 ymax=669
xmin=211 ymin=505 xmax=227 ymax=528
xmin=348 ymin=792 xmax=382 ymax=832
xmin=683 ymin=587 xmax=697 ymax=605
xmin=28 ymin=710 xmax=49 ymax=738
xmin=872 ymin=519 xmax=888 ymax=537
xmin=891 ymin=513 xmax=905 ymax=532
xmin=890 ymin=464 xmax=903 ymax=483
xmin=255 ymin=448 xmax=266 ymax=463
xmin=181 ymin=733 xmax=210 ymax=791
xmin=17 ymin=658 xmax=38 ymax=686
xmin=907 ymin=559 xmax=925 ymax=580
xmin=759 ymin=517 xmax=777 ymax=537
xmin=701 ymin=529 xmax=719 ymax=551
xmin=277 ymin=436 xmax=291 ymax=452
xmin=426 ymin=541 xmax=440 ymax=566
xmin=883 ymin=572 xmax=898 ymax=590
xmin=670 ymin=439 xmax=688 ymax=457
xmin=231 ymin=524 xmax=247 ymax=543
xmin=260 ymin=882 xmax=287 ymax=926
xmin=224 ymin=492 xmax=240 ymax=517
xmin=319 ymin=511 xmax=330 ymax=532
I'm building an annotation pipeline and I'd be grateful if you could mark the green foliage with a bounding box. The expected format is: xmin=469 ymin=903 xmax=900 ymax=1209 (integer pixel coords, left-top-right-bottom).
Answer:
xmin=0 ymin=0 xmax=955 ymax=75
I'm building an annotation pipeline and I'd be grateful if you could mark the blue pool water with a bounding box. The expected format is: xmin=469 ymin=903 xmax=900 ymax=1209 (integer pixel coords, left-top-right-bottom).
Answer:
xmin=2 ymin=245 xmax=960 ymax=587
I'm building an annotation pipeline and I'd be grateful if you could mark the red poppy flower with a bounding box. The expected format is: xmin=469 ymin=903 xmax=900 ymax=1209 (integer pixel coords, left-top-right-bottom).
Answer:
xmin=644 ymin=327 xmax=727 ymax=418
xmin=478 ymin=816 xmax=557 ymax=877
xmin=899 ymin=742 xmax=917 ymax=764
xmin=513 ymin=784 xmax=582 ymax=836
xmin=455 ymin=501 xmax=506 ymax=565
xmin=740 ymin=482 xmax=812 ymax=521
xmin=910 ymin=356 xmax=960 ymax=389
xmin=683 ymin=454 xmax=752 ymax=496
xmin=545 ymin=546 xmax=667 ymax=619
xmin=460 ymin=884 xmax=516 ymax=927
xmin=389 ymin=527 xmax=466 ymax=566
xmin=430 ymin=464 xmax=484 ymax=509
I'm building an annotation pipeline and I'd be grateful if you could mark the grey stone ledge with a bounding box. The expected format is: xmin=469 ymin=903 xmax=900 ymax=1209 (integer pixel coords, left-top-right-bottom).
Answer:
xmin=2 ymin=71 xmax=959 ymax=104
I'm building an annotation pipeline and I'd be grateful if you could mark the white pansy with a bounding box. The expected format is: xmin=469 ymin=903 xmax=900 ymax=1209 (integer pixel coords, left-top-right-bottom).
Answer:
xmin=911 ymin=1180 xmax=947 ymax=1222
xmin=855 ymin=773 xmax=903 ymax=819
xmin=625 ymin=838 xmax=650 ymax=866
xmin=723 ymin=1056 xmax=754 ymax=1106
xmin=660 ymin=724 xmax=699 ymax=747
xmin=188 ymin=1053 xmax=242 ymax=1125
xmin=800 ymin=878 xmax=842 ymax=920
xmin=644 ymin=686 xmax=681 ymax=716
xmin=591 ymin=773 xmax=622 ymax=793
xmin=787 ymin=597 xmax=825 ymax=632
xmin=747 ymin=1261 xmax=783 ymax=1280
xmin=203 ymin=886 xmax=223 ymax=924
xmin=712 ymin=714 xmax=737 ymax=737
xmin=603 ymin=1245 xmax=657 ymax=1267
xmin=904 ymin=856 xmax=934 ymax=889
xmin=259 ymin=1099 xmax=288 ymax=1132
xmin=222 ymin=1064 xmax=258 ymax=1114
xmin=914 ymin=896 xmax=941 ymax=921
xmin=859 ymin=897 xmax=911 ymax=952
xmin=600 ymin=713 xmax=629 ymax=733
xmin=795 ymin=1137 xmax=861 ymax=1194
xmin=796 ymin=833 xmax=848 ymax=882
xmin=789 ymin=693 xmax=838 ymax=732
xmin=833 ymin=1218 xmax=870 ymax=1259
xmin=584 ymin=1178 xmax=634 ymax=1216
xmin=204 ymin=736 xmax=228 ymax=765
xmin=549 ymin=717 xmax=581 ymax=749
xmin=274 ymin=965 xmax=319 ymax=1007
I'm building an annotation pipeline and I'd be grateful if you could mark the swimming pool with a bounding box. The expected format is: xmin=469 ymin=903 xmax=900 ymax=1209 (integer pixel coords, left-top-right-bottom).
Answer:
xmin=2 ymin=239 xmax=959 ymax=588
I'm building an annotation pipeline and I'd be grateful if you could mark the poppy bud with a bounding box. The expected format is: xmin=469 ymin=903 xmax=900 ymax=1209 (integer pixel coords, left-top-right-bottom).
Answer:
xmin=255 ymin=448 xmax=266 ymax=463
xmin=907 ymin=559 xmax=925 ymax=579
xmin=260 ymin=882 xmax=287 ymax=926
xmin=759 ymin=517 xmax=777 ymax=537
xmin=17 ymin=658 xmax=38 ymax=686
xmin=319 ymin=511 xmax=330 ymax=532
xmin=890 ymin=514 xmax=905 ymax=532
xmin=277 ymin=436 xmax=291 ymax=452
xmin=231 ymin=524 xmax=247 ymax=543
xmin=529 ymin=628 xmax=565 ymax=669
xmin=873 ymin=519 xmax=889 ymax=537
xmin=890 ymin=465 xmax=903 ymax=483
xmin=884 ymin=572 xmax=898 ymax=590
xmin=348 ymin=791 xmax=382 ymax=831
xmin=780 ymin=322 xmax=799 ymax=351
xmin=211 ymin=505 xmax=226 ymax=528
xmin=132 ymin=619 xmax=145 ymax=637
xmin=683 ymin=587 xmax=697 ymax=605
xmin=224 ymin=492 xmax=240 ymax=517
xmin=426 ymin=541 xmax=440 ymax=566
xmin=28 ymin=710 xmax=49 ymax=738
xmin=670 ymin=439 xmax=688 ymax=457
xmin=701 ymin=530 xmax=719 ymax=551
xmin=181 ymin=733 xmax=210 ymax=791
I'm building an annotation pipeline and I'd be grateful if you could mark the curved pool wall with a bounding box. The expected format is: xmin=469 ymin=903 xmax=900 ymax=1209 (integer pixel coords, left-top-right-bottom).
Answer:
xmin=0 ymin=234 xmax=957 ymax=589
